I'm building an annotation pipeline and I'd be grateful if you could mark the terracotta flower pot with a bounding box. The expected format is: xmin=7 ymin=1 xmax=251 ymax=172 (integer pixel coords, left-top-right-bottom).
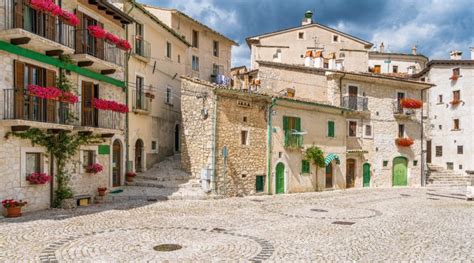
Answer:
xmin=98 ymin=190 xmax=106 ymax=196
xmin=126 ymin=176 xmax=134 ymax=182
xmin=6 ymin=206 xmax=22 ymax=218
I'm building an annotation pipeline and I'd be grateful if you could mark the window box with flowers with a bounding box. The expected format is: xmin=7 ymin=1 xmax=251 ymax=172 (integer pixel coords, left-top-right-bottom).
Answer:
xmin=26 ymin=173 xmax=52 ymax=185
xmin=97 ymin=187 xmax=107 ymax=196
xmin=126 ymin=172 xmax=137 ymax=182
xmin=450 ymin=68 xmax=461 ymax=81
xmin=86 ymin=25 xmax=131 ymax=51
xmin=2 ymin=199 xmax=27 ymax=218
xmin=85 ymin=163 xmax=103 ymax=174
xmin=400 ymin=98 xmax=423 ymax=109
xmin=395 ymin=137 xmax=414 ymax=147
xmin=28 ymin=0 xmax=79 ymax=26
xmin=450 ymin=99 xmax=462 ymax=106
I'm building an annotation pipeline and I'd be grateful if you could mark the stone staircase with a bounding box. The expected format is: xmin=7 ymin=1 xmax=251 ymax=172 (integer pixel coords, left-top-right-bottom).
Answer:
xmin=426 ymin=164 xmax=471 ymax=187
xmin=107 ymin=155 xmax=218 ymax=201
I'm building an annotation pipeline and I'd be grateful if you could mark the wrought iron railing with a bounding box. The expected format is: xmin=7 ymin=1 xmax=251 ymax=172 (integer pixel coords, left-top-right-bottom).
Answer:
xmin=284 ymin=130 xmax=303 ymax=149
xmin=132 ymin=35 xmax=150 ymax=58
xmin=76 ymin=29 xmax=125 ymax=67
xmin=342 ymin=96 xmax=368 ymax=111
xmin=1 ymin=0 xmax=74 ymax=48
xmin=393 ymin=101 xmax=415 ymax=116
xmin=74 ymin=102 xmax=124 ymax=130
xmin=2 ymin=89 xmax=74 ymax=125
xmin=132 ymin=90 xmax=150 ymax=112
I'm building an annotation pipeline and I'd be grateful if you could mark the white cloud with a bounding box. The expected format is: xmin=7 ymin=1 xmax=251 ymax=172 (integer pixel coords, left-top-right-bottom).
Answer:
xmin=232 ymin=44 xmax=251 ymax=68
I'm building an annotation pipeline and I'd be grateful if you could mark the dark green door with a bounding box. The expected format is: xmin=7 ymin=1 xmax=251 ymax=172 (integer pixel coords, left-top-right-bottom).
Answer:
xmin=393 ymin=157 xmax=408 ymax=186
xmin=276 ymin=163 xmax=285 ymax=194
xmin=363 ymin=163 xmax=370 ymax=187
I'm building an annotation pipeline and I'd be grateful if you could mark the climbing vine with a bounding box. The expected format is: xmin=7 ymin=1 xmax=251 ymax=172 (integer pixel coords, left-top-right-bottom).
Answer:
xmin=305 ymin=146 xmax=326 ymax=168
xmin=57 ymin=55 xmax=74 ymax=93
xmin=5 ymin=129 xmax=102 ymax=207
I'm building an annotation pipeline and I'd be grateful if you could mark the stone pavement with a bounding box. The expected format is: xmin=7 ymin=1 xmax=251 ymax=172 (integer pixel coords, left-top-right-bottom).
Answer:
xmin=0 ymin=187 xmax=472 ymax=262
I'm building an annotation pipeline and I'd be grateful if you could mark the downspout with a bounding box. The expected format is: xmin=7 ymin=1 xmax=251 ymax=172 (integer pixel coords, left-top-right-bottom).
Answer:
xmin=49 ymin=154 xmax=54 ymax=208
xmin=421 ymin=87 xmax=430 ymax=187
xmin=339 ymin=72 xmax=346 ymax=106
xmin=211 ymin=95 xmax=218 ymax=193
xmin=124 ymin=0 xmax=134 ymax=172
xmin=266 ymin=98 xmax=277 ymax=194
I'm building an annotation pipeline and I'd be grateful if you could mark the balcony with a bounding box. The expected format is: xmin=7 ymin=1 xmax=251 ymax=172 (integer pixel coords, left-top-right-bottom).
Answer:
xmin=1 ymin=88 xmax=74 ymax=131
xmin=0 ymin=0 xmax=75 ymax=55
xmin=72 ymin=29 xmax=125 ymax=73
xmin=284 ymin=130 xmax=303 ymax=149
xmin=393 ymin=101 xmax=416 ymax=119
xmin=132 ymin=35 xmax=150 ymax=61
xmin=70 ymin=102 xmax=124 ymax=135
xmin=132 ymin=90 xmax=151 ymax=114
xmin=342 ymin=96 xmax=368 ymax=111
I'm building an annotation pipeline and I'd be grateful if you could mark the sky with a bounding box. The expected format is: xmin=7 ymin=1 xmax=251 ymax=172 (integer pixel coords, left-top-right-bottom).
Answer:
xmin=141 ymin=0 xmax=474 ymax=68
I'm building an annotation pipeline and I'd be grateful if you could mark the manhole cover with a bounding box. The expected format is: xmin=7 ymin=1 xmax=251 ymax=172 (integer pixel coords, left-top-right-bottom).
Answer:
xmin=332 ymin=221 xmax=355 ymax=226
xmin=311 ymin=209 xmax=328 ymax=212
xmin=153 ymin=244 xmax=182 ymax=252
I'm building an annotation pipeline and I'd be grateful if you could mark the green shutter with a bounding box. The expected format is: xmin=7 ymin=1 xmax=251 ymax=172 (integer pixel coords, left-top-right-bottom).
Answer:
xmin=98 ymin=145 xmax=110 ymax=155
xmin=283 ymin=116 xmax=289 ymax=131
xmin=255 ymin=175 xmax=264 ymax=192
xmin=301 ymin=160 xmax=310 ymax=174
xmin=295 ymin=117 xmax=301 ymax=132
xmin=328 ymin=121 xmax=335 ymax=137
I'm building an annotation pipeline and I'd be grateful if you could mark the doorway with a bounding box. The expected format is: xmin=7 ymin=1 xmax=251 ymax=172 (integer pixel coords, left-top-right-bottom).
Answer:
xmin=112 ymin=140 xmax=121 ymax=187
xmin=135 ymin=139 xmax=144 ymax=172
xmin=175 ymin=124 xmax=180 ymax=152
xmin=426 ymin=140 xmax=432 ymax=164
xmin=346 ymin=159 xmax=356 ymax=188
xmin=363 ymin=163 xmax=371 ymax=187
xmin=325 ymin=163 xmax=333 ymax=188
xmin=276 ymin=163 xmax=285 ymax=194
xmin=393 ymin=157 xmax=408 ymax=186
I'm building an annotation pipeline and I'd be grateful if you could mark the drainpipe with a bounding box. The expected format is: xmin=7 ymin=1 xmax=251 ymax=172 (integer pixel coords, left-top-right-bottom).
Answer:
xmin=124 ymin=0 xmax=134 ymax=172
xmin=49 ymin=154 xmax=54 ymax=208
xmin=339 ymin=72 xmax=346 ymax=106
xmin=266 ymin=98 xmax=277 ymax=194
xmin=420 ymin=87 xmax=429 ymax=187
xmin=211 ymin=95 xmax=218 ymax=193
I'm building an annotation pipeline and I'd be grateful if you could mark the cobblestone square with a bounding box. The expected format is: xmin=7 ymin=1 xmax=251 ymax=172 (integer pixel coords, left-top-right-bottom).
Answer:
xmin=0 ymin=188 xmax=472 ymax=262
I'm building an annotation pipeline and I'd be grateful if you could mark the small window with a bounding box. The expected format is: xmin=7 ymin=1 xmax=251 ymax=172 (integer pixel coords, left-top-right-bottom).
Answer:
xmin=348 ymin=121 xmax=357 ymax=137
xmin=327 ymin=121 xmax=335 ymax=138
xmin=453 ymin=90 xmax=461 ymax=102
xmin=398 ymin=124 xmax=405 ymax=138
xmin=413 ymin=160 xmax=418 ymax=166
xmin=452 ymin=68 xmax=460 ymax=77
xmin=438 ymin=95 xmax=443 ymax=103
xmin=255 ymin=175 xmax=264 ymax=192
xmin=192 ymin=30 xmax=199 ymax=48
xmin=457 ymin=145 xmax=463 ymax=154
xmin=177 ymin=54 xmax=181 ymax=63
xmin=383 ymin=160 xmax=389 ymax=167
xmin=298 ymin=32 xmax=304 ymax=39
xmin=453 ymin=119 xmax=460 ymax=130
xmin=151 ymin=141 xmax=157 ymax=150
xmin=83 ymin=150 xmax=95 ymax=168
xmin=446 ymin=162 xmax=454 ymax=170
xmin=213 ymin=40 xmax=219 ymax=57
xmin=166 ymin=42 xmax=172 ymax=58
xmin=165 ymin=87 xmax=172 ymax=105
xmin=393 ymin=65 xmax=398 ymax=73
xmin=435 ymin=146 xmax=443 ymax=157
xmin=459 ymin=165 xmax=463 ymax=170
xmin=438 ymin=125 xmax=442 ymax=130
xmin=243 ymin=116 xmax=248 ymax=123
xmin=25 ymin=152 xmax=41 ymax=176
xmin=301 ymin=160 xmax=310 ymax=174
xmin=323 ymin=62 xmax=329 ymax=69
xmin=241 ymin=130 xmax=249 ymax=146
xmin=333 ymin=35 xmax=339 ymax=42
xmin=365 ymin=124 xmax=372 ymax=137
xmin=192 ymin=56 xmax=200 ymax=71
xmin=339 ymin=52 xmax=345 ymax=58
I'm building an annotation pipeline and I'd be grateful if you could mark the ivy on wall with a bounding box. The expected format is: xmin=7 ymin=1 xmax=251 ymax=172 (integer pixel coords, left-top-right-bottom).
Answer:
xmin=305 ymin=146 xmax=326 ymax=168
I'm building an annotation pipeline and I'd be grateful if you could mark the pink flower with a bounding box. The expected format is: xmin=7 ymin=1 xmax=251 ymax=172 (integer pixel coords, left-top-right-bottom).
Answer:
xmin=117 ymin=39 xmax=131 ymax=51
xmin=60 ymin=11 xmax=79 ymax=26
xmin=60 ymin=92 xmax=79 ymax=104
xmin=93 ymin=98 xmax=128 ymax=113
xmin=105 ymin=32 xmax=120 ymax=44
xmin=88 ymin=25 xmax=106 ymax=39
xmin=26 ymin=173 xmax=52 ymax=184
xmin=86 ymin=163 xmax=103 ymax=174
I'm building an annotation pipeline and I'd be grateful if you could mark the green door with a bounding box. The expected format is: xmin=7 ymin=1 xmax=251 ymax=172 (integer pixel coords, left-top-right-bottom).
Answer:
xmin=363 ymin=163 xmax=371 ymax=187
xmin=393 ymin=157 xmax=408 ymax=186
xmin=276 ymin=163 xmax=285 ymax=194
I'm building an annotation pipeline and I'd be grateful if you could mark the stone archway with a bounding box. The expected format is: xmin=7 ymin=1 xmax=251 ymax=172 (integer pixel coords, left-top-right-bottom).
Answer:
xmin=112 ymin=139 xmax=122 ymax=187
xmin=135 ymin=139 xmax=144 ymax=172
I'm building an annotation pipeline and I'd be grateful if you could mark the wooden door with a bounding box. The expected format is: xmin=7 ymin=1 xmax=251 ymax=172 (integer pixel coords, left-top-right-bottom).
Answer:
xmin=135 ymin=139 xmax=144 ymax=172
xmin=363 ymin=163 xmax=371 ymax=187
xmin=346 ymin=159 xmax=356 ymax=188
xmin=14 ymin=60 xmax=25 ymax=119
xmin=393 ymin=157 xmax=408 ymax=186
xmin=112 ymin=140 xmax=121 ymax=187
xmin=426 ymin=140 xmax=432 ymax=164
xmin=81 ymin=81 xmax=94 ymax=126
xmin=45 ymin=69 xmax=56 ymax=123
xmin=325 ymin=163 xmax=333 ymax=188
xmin=348 ymin=85 xmax=358 ymax=110
xmin=397 ymin=92 xmax=405 ymax=112
xmin=276 ymin=163 xmax=285 ymax=194
xmin=75 ymin=10 xmax=84 ymax=54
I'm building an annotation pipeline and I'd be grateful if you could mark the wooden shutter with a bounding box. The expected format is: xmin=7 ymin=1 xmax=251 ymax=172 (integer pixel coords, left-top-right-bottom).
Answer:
xmin=283 ymin=116 xmax=289 ymax=131
xmin=96 ymin=21 xmax=105 ymax=59
xmin=328 ymin=121 xmax=335 ymax=137
xmin=45 ymin=69 xmax=56 ymax=123
xmin=14 ymin=0 xmax=23 ymax=28
xmin=81 ymin=81 xmax=94 ymax=126
xmin=295 ymin=117 xmax=301 ymax=132
xmin=301 ymin=160 xmax=310 ymax=174
xmin=75 ymin=10 xmax=84 ymax=54
xmin=14 ymin=60 xmax=25 ymax=119
xmin=45 ymin=12 xmax=56 ymax=41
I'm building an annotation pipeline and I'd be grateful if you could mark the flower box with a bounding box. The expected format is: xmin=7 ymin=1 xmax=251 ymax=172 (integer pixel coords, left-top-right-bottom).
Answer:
xmin=449 ymin=75 xmax=459 ymax=81
xmin=395 ymin=137 xmax=414 ymax=147
xmin=85 ymin=163 xmax=103 ymax=174
xmin=27 ymin=85 xmax=78 ymax=103
xmin=126 ymin=172 xmax=136 ymax=182
xmin=88 ymin=25 xmax=107 ymax=39
xmin=97 ymin=187 xmax=107 ymax=196
xmin=2 ymin=199 xmax=27 ymax=218
xmin=400 ymin=98 xmax=422 ymax=109
xmin=26 ymin=173 xmax=52 ymax=185
xmin=450 ymin=99 xmax=462 ymax=106
xmin=93 ymin=98 xmax=128 ymax=113
xmin=28 ymin=0 xmax=78 ymax=26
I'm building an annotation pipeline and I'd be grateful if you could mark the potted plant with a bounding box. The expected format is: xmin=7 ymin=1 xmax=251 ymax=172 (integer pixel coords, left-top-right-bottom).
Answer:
xmin=450 ymin=99 xmax=462 ymax=106
xmin=400 ymin=98 xmax=423 ymax=109
xmin=126 ymin=172 xmax=137 ymax=182
xmin=97 ymin=187 xmax=107 ymax=196
xmin=26 ymin=172 xmax=52 ymax=185
xmin=2 ymin=199 xmax=27 ymax=218
xmin=395 ymin=137 xmax=414 ymax=147
xmin=85 ymin=163 xmax=103 ymax=174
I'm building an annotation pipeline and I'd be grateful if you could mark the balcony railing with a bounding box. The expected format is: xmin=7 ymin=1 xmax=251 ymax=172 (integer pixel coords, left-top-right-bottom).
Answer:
xmin=342 ymin=96 xmax=368 ymax=111
xmin=2 ymin=89 xmax=74 ymax=125
xmin=1 ymin=0 xmax=75 ymax=49
xmin=76 ymin=29 xmax=125 ymax=67
xmin=132 ymin=90 xmax=150 ymax=112
xmin=393 ymin=101 xmax=415 ymax=116
xmin=132 ymin=35 xmax=150 ymax=58
xmin=73 ymin=103 xmax=124 ymax=130
xmin=284 ymin=130 xmax=303 ymax=149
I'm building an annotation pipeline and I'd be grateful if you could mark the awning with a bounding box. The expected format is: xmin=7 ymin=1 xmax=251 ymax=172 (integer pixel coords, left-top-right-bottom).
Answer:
xmin=325 ymin=153 xmax=340 ymax=166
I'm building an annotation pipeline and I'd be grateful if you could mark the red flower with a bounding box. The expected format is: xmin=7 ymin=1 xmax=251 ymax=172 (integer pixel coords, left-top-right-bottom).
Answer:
xmin=400 ymin=98 xmax=423 ymax=109
xmin=126 ymin=172 xmax=137 ymax=177
xmin=2 ymin=199 xmax=27 ymax=208
xmin=60 ymin=92 xmax=79 ymax=104
xmin=117 ymin=39 xmax=131 ymax=51
xmin=88 ymin=25 xmax=107 ymax=39
xmin=86 ymin=163 xmax=103 ymax=174
xmin=93 ymin=98 xmax=128 ymax=113
xmin=98 ymin=187 xmax=107 ymax=191
xmin=105 ymin=32 xmax=120 ymax=45
xmin=28 ymin=85 xmax=78 ymax=104
xmin=60 ymin=10 xmax=79 ymax=26
xmin=395 ymin=137 xmax=414 ymax=147
xmin=26 ymin=173 xmax=52 ymax=185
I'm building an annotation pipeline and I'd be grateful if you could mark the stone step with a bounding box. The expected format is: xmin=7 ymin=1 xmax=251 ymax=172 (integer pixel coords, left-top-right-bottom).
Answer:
xmin=125 ymin=180 xmax=164 ymax=188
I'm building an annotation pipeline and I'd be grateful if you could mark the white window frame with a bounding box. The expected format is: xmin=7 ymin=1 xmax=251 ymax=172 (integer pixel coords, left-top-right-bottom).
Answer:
xmin=241 ymin=129 xmax=250 ymax=146
xmin=345 ymin=83 xmax=361 ymax=96
xmin=165 ymin=86 xmax=173 ymax=105
xmin=363 ymin=122 xmax=373 ymax=139
xmin=192 ymin=55 xmax=200 ymax=71
xmin=166 ymin=41 xmax=172 ymax=59
xmin=347 ymin=119 xmax=359 ymax=138
xmin=79 ymin=146 xmax=98 ymax=174
xmin=20 ymin=147 xmax=48 ymax=187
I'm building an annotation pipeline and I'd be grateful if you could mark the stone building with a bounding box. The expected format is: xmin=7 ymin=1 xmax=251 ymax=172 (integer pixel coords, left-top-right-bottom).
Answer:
xmin=0 ymin=0 xmax=133 ymax=211
xmin=368 ymin=44 xmax=429 ymax=75
xmin=143 ymin=5 xmax=238 ymax=82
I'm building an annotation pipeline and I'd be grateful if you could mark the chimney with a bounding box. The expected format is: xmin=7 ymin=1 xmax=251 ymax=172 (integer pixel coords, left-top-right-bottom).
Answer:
xmin=313 ymin=51 xmax=323 ymax=68
xmin=304 ymin=50 xmax=314 ymax=67
xmin=470 ymin=47 xmax=474 ymax=60
xmin=328 ymin=52 xmax=336 ymax=70
xmin=450 ymin=50 xmax=462 ymax=60
xmin=379 ymin=42 xmax=385 ymax=53
xmin=412 ymin=45 xmax=417 ymax=55
xmin=302 ymin=10 xmax=313 ymax=26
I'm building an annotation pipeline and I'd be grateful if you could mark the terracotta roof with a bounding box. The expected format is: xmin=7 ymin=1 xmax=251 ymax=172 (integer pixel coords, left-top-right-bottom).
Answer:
xmin=142 ymin=4 xmax=238 ymax=46
xmin=369 ymin=51 xmax=429 ymax=61
xmin=411 ymin=59 xmax=474 ymax=78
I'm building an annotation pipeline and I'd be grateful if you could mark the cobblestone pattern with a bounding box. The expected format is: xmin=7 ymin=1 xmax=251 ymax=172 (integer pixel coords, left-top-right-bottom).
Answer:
xmin=0 ymin=188 xmax=472 ymax=261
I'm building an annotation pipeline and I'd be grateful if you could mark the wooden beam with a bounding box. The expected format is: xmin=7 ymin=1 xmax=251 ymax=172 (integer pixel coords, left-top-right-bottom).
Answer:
xmin=101 ymin=133 xmax=115 ymax=138
xmin=78 ymin=61 xmax=94 ymax=67
xmin=10 ymin=37 xmax=31 ymax=45
xmin=45 ymin=49 xmax=64 ymax=57
xmin=11 ymin=125 xmax=30 ymax=132
xmin=101 ymin=69 xmax=116 ymax=75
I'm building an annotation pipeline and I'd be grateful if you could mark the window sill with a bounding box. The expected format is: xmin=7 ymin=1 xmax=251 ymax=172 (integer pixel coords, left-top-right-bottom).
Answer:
xmin=451 ymin=129 xmax=461 ymax=131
